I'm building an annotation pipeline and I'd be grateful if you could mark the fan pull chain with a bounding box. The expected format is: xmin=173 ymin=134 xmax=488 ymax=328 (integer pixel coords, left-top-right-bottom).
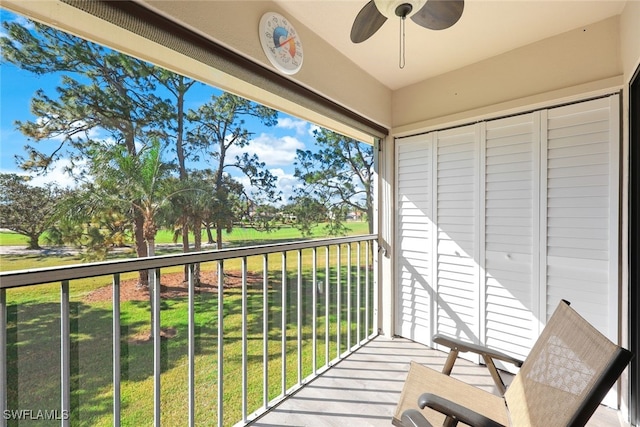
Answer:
xmin=399 ymin=15 xmax=406 ymax=69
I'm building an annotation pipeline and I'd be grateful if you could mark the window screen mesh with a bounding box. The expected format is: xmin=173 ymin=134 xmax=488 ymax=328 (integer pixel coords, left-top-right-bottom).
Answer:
xmin=61 ymin=0 xmax=388 ymax=139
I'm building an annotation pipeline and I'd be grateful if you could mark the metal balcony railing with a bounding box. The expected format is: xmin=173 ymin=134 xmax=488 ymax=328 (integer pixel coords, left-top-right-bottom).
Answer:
xmin=0 ymin=235 xmax=378 ymax=426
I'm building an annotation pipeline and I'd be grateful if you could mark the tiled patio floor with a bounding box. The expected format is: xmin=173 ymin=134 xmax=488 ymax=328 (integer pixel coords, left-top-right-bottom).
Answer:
xmin=251 ymin=336 xmax=621 ymax=427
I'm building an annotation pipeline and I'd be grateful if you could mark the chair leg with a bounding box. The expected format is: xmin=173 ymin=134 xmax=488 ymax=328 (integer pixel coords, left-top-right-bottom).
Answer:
xmin=481 ymin=355 xmax=507 ymax=395
xmin=401 ymin=409 xmax=434 ymax=427
xmin=437 ymin=347 xmax=503 ymax=426
xmin=442 ymin=349 xmax=459 ymax=376
xmin=443 ymin=416 xmax=458 ymax=427
xmin=442 ymin=349 xmax=460 ymax=426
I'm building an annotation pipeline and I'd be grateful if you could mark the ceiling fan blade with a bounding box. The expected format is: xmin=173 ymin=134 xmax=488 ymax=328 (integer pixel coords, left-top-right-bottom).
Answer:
xmin=350 ymin=1 xmax=387 ymax=43
xmin=411 ymin=0 xmax=464 ymax=30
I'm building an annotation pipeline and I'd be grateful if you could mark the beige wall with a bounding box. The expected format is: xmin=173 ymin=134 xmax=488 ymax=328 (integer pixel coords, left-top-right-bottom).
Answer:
xmin=621 ymin=0 xmax=640 ymax=82
xmin=391 ymin=15 xmax=624 ymax=133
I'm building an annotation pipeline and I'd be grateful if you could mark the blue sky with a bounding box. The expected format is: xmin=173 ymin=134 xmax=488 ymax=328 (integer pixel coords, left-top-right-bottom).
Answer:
xmin=0 ymin=9 xmax=320 ymax=203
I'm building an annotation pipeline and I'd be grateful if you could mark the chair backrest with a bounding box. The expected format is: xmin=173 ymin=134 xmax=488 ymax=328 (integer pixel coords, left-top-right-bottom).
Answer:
xmin=504 ymin=300 xmax=633 ymax=427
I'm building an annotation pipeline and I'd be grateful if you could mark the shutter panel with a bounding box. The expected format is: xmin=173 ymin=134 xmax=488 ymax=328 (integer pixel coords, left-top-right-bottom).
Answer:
xmin=543 ymin=96 xmax=619 ymax=340
xmin=393 ymin=95 xmax=620 ymax=393
xmin=396 ymin=134 xmax=435 ymax=344
xmin=483 ymin=113 xmax=539 ymax=362
xmin=435 ymin=125 xmax=480 ymax=344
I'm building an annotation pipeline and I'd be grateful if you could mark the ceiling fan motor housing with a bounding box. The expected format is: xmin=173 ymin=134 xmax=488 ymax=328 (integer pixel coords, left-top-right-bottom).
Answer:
xmin=374 ymin=0 xmax=426 ymax=19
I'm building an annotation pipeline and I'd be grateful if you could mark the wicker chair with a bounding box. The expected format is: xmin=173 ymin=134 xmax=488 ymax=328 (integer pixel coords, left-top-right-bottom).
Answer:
xmin=394 ymin=300 xmax=633 ymax=427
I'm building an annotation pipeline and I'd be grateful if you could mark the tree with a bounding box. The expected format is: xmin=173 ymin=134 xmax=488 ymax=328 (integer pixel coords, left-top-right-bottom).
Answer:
xmin=293 ymin=129 xmax=374 ymax=234
xmin=148 ymin=69 xmax=201 ymax=281
xmin=1 ymin=18 xmax=170 ymax=284
xmin=187 ymin=93 xmax=280 ymax=248
xmin=281 ymin=197 xmax=328 ymax=237
xmin=88 ymin=139 xmax=175 ymax=257
xmin=161 ymin=169 xmax=243 ymax=285
xmin=46 ymin=198 xmax=130 ymax=261
xmin=0 ymin=173 xmax=61 ymax=249
xmin=246 ymin=203 xmax=280 ymax=232
xmin=200 ymin=172 xmax=246 ymax=245
xmin=1 ymin=18 xmax=285 ymax=272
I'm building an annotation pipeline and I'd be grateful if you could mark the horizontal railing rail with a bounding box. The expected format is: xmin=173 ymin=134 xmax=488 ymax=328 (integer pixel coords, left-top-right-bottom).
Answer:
xmin=0 ymin=234 xmax=378 ymax=427
xmin=0 ymin=235 xmax=377 ymax=289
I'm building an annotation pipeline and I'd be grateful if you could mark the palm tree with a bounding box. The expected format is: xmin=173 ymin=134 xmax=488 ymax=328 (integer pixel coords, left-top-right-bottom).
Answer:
xmin=88 ymin=138 xmax=177 ymax=338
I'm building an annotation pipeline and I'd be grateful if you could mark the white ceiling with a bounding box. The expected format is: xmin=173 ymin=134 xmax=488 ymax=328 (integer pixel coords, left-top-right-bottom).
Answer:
xmin=275 ymin=0 xmax=628 ymax=90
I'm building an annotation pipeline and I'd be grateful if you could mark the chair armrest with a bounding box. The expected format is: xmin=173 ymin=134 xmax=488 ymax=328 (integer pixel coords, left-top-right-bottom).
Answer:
xmin=418 ymin=393 xmax=506 ymax=427
xmin=433 ymin=334 xmax=523 ymax=367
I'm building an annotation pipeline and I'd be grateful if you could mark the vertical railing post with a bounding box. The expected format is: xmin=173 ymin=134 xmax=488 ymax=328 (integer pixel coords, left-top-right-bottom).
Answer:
xmin=152 ymin=269 xmax=161 ymax=427
xmin=217 ymin=261 xmax=224 ymax=427
xmin=0 ymin=289 xmax=6 ymax=422
xmin=241 ymin=257 xmax=248 ymax=422
xmin=187 ymin=265 xmax=195 ymax=427
xmin=324 ymin=246 xmax=330 ymax=365
xmin=336 ymin=245 xmax=341 ymax=359
xmin=112 ymin=274 xmax=121 ymax=427
xmin=372 ymin=240 xmax=379 ymax=337
xmin=346 ymin=243 xmax=352 ymax=352
xmin=356 ymin=242 xmax=362 ymax=345
xmin=262 ymin=254 xmax=269 ymax=410
xmin=296 ymin=250 xmax=302 ymax=385
xmin=312 ymin=247 xmax=317 ymax=375
xmin=366 ymin=241 xmax=370 ymax=338
xmin=61 ymin=281 xmax=70 ymax=427
xmin=281 ymin=252 xmax=287 ymax=395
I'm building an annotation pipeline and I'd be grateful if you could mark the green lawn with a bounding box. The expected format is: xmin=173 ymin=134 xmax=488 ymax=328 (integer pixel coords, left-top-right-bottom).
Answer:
xmin=0 ymin=221 xmax=370 ymax=249
xmin=2 ymin=223 xmax=374 ymax=426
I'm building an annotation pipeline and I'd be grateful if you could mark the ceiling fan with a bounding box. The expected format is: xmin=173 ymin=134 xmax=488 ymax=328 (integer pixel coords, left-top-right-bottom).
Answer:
xmin=350 ymin=0 xmax=464 ymax=67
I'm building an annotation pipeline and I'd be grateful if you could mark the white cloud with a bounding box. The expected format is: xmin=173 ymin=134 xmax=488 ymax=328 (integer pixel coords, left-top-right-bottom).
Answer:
xmin=237 ymin=168 xmax=300 ymax=207
xmin=34 ymin=117 xmax=101 ymax=143
xmin=276 ymin=118 xmax=321 ymax=139
xmin=277 ymin=117 xmax=309 ymax=135
xmin=13 ymin=15 xmax=34 ymax=30
xmin=270 ymin=168 xmax=300 ymax=203
xmin=308 ymin=124 xmax=321 ymax=137
xmin=228 ymin=133 xmax=304 ymax=167
xmin=0 ymin=14 xmax=34 ymax=40
xmin=26 ymin=158 xmax=88 ymax=189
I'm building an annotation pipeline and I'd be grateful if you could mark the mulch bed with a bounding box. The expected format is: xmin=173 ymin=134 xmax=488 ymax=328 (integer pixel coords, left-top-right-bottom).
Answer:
xmin=82 ymin=269 xmax=263 ymax=304
xmin=82 ymin=269 xmax=264 ymax=344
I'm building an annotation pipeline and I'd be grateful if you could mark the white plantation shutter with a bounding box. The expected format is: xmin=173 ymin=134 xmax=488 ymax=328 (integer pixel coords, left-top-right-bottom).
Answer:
xmin=394 ymin=95 xmax=620 ymax=390
xmin=483 ymin=113 xmax=539 ymax=362
xmin=396 ymin=134 xmax=435 ymax=344
xmin=434 ymin=125 xmax=480 ymax=344
xmin=542 ymin=96 xmax=619 ymax=340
